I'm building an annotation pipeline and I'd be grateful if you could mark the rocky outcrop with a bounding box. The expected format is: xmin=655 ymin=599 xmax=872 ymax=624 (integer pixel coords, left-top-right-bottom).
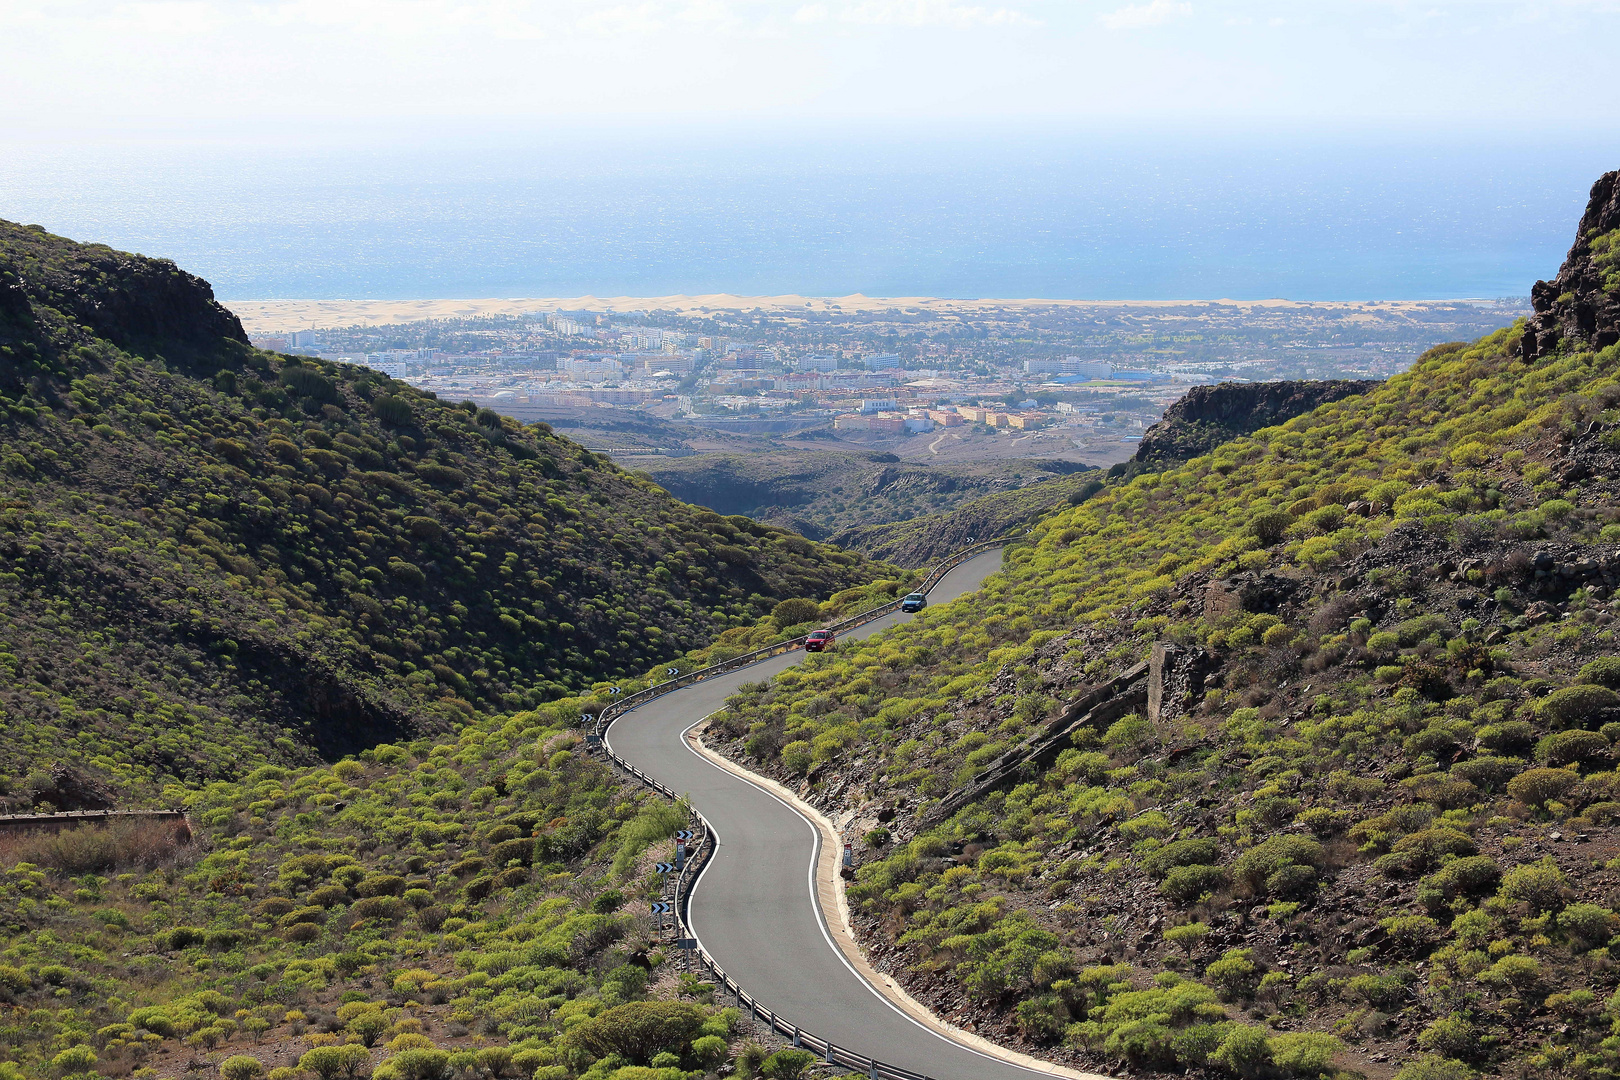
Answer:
xmin=1523 ymin=170 xmax=1620 ymax=360
xmin=0 ymin=219 xmax=248 ymax=371
xmin=27 ymin=763 xmax=117 ymax=812
xmin=1135 ymin=379 xmax=1382 ymax=463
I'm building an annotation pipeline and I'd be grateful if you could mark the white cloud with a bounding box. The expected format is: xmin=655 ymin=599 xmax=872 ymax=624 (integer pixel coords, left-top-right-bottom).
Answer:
xmin=1099 ymin=0 xmax=1191 ymax=29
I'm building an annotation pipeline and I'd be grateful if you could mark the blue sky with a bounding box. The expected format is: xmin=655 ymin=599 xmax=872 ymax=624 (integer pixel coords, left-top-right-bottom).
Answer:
xmin=4 ymin=1 xmax=1620 ymax=138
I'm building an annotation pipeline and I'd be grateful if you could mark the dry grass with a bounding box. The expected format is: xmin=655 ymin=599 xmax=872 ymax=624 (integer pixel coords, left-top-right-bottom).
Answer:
xmin=0 ymin=816 xmax=196 ymax=874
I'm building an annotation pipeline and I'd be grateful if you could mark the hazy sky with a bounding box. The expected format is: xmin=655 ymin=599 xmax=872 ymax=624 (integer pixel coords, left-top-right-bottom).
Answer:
xmin=5 ymin=0 xmax=1620 ymax=138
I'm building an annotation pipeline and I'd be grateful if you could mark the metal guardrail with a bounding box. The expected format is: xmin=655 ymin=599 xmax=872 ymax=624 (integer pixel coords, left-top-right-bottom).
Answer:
xmin=594 ymin=536 xmax=1013 ymax=1080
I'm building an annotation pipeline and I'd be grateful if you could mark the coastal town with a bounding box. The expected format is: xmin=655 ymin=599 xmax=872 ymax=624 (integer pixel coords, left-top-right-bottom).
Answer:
xmin=244 ymin=297 xmax=1525 ymax=463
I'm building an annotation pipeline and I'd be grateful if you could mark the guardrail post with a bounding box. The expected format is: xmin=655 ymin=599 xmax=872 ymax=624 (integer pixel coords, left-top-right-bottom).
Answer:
xmin=792 ymin=1027 xmax=800 ymax=1048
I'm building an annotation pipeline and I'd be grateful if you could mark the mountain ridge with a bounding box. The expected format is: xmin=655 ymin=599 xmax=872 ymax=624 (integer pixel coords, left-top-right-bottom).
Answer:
xmin=0 ymin=219 xmax=890 ymax=805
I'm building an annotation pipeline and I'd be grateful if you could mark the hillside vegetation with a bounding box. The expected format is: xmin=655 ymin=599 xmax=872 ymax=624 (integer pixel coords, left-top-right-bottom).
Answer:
xmin=0 ymin=220 xmax=888 ymax=805
xmin=0 ymin=694 xmax=798 ymax=1080
xmin=828 ymin=472 xmax=1104 ymax=567
xmin=707 ymin=172 xmax=1620 ymax=1079
xmin=1134 ymin=380 xmax=1383 ymax=465
xmin=635 ymin=449 xmax=1091 ymax=547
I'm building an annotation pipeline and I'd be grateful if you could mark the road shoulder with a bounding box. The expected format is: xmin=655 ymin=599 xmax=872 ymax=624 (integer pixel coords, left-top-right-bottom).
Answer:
xmin=685 ymin=720 xmax=1113 ymax=1080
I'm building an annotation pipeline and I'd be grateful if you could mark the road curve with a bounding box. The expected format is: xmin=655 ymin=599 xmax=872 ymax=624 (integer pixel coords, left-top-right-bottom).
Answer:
xmin=607 ymin=549 xmax=1058 ymax=1080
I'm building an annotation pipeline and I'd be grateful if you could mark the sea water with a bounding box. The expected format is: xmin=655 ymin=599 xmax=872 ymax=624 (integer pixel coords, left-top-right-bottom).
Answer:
xmin=0 ymin=126 xmax=1611 ymax=302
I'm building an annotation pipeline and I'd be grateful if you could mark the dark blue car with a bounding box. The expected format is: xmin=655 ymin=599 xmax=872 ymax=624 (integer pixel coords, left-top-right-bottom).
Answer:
xmin=900 ymin=592 xmax=927 ymax=613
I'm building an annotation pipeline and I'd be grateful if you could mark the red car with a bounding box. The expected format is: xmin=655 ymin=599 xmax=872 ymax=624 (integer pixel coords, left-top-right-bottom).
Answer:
xmin=804 ymin=629 xmax=836 ymax=652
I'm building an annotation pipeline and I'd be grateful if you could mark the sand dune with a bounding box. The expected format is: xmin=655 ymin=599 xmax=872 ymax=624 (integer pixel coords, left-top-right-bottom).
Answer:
xmin=224 ymin=294 xmax=1451 ymax=335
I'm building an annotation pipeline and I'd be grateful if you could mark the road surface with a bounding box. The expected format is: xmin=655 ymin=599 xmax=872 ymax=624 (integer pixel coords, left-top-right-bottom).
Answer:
xmin=607 ymin=549 xmax=1061 ymax=1080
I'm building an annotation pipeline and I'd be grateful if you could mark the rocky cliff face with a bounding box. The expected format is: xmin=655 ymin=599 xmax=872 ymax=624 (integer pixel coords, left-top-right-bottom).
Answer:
xmin=0 ymin=221 xmax=248 ymax=376
xmin=1134 ymin=379 xmax=1382 ymax=463
xmin=1523 ymin=170 xmax=1620 ymax=360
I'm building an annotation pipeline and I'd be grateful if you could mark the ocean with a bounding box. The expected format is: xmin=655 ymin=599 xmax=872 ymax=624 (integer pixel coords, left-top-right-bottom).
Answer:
xmin=0 ymin=127 xmax=1613 ymax=302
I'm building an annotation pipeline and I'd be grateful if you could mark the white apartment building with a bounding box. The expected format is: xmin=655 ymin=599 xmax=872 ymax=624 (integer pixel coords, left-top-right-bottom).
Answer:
xmin=558 ymin=358 xmax=624 ymax=381
xmin=1024 ymin=357 xmax=1111 ymax=378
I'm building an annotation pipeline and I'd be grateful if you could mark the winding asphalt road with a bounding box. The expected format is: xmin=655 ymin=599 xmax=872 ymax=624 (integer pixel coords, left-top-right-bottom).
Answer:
xmin=606 ymin=549 xmax=1058 ymax=1080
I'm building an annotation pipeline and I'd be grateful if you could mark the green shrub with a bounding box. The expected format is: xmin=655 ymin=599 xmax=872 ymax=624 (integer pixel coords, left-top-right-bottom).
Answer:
xmin=1537 ymin=729 xmax=1609 ymax=767
xmin=1421 ymin=856 xmax=1500 ymax=903
xmin=375 ymin=1048 xmax=447 ymax=1080
xmin=220 ymin=1057 xmax=266 ymax=1080
xmin=1449 ymin=756 xmax=1522 ymax=791
xmin=688 ymin=1035 xmax=728 ymax=1071
xmin=1379 ymin=914 xmax=1442 ymax=953
xmin=1014 ymin=994 xmax=1070 ymax=1043
xmin=1537 ymin=684 xmax=1620 ymax=729
xmin=1345 ymin=973 xmax=1409 ymax=1009
xmin=1163 ymin=922 xmax=1209 ymax=954
xmin=1268 ymin=1032 xmax=1340 ymax=1075
xmin=51 ymin=1046 xmax=97 ymax=1077
xmin=781 ymin=741 xmax=813 ymax=774
xmin=1374 ymin=827 xmax=1477 ymax=877
xmin=1558 ymin=902 xmax=1615 ymax=946
xmin=1204 ymin=949 xmax=1259 ymax=1000
xmin=611 ymin=802 xmax=687 ymax=876
xmin=761 ymin=1049 xmax=818 ymax=1079
xmin=1231 ymin=835 xmax=1324 ymax=894
xmin=771 ymin=597 xmax=821 ymax=627
xmin=1208 ymin=1024 xmax=1271 ymax=1077
xmin=1248 ymin=509 xmax=1293 ymax=545
xmin=1498 ymin=857 xmax=1567 ymax=913
xmin=372 ymin=395 xmax=413 ymax=426
xmin=1295 ymin=807 xmax=1350 ymax=837
xmin=1476 ymin=720 xmax=1535 ymax=753
xmin=1416 ymin=1015 xmax=1475 ymax=1059
xmin=1394 ymin=1056 xmax=1476 ymax=1080
xmin=355 ymin=873 xmax=406 ymax=897
xmin=1141 ymin=838 xmax=1221 ymax=880
xmin=561 ymin=1001 xmax=706 ymax=1064
xmin=1478 ymin=953 xmax=1542 ymax=989
xmin=1506 ymin=767 xmax=1580 ymax=808
xmin=1577 ymin=657 xmax=1620 ymax=688
xmin=1161 ymin=864 xmax=1228 ymax=904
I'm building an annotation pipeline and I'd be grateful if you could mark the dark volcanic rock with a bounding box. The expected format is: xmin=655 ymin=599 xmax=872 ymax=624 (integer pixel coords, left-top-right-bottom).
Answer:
xmin=0 ymin=220 xmax=248 ymax=372
xmin=1523 ymin=170 xmax=1620 ymax=360
xmin=1135 ymin=379 xmax=1382 ymax=463
xmin=33 ymin=762 xmax=116 ymax=811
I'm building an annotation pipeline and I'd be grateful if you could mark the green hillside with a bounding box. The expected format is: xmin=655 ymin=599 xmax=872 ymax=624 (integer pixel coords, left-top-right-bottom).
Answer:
xmin=828 ymin=472 xmax=1104 ymax=567
xmin=635 ymin=449 xmax=1092 ymax=545
xmin=0 ymin=220 xmax=887 ymax=805
xmin=706 ymin=173 xmax=1620 ymax=1078
xmin=0 ymin=697 xmax=772 ymax=1080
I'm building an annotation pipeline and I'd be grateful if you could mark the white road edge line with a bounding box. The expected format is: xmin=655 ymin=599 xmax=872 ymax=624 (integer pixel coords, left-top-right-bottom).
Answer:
xmin=604 ymin=550 xmax=1109 ymax=1079
xmin=677 ymin=713 xmax=1110 ymax=1080
xmin=680 ymin=709 xmax=1028 ymax=1067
